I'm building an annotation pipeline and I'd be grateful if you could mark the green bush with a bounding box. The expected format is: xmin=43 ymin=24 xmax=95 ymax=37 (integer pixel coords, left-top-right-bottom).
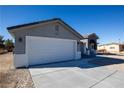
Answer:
xmin=4 ymin=39 xmax=14 ymax=52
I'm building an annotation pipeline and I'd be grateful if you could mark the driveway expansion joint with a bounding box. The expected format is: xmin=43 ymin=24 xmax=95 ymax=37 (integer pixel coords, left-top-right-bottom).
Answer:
xmin=89 ymin=70 xmax=118 ymax=88
xmin=31 ymin=68 xmax=69 ymax=77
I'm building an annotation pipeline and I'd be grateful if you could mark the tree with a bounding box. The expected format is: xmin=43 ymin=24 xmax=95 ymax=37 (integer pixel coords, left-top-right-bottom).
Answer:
xmin=0 ymin=35 xmax=5 ymax=53
xmin=0 ymin=35 xmax=5 ymax=48
xmin=4 ymin=39 xmax=14 ymax=52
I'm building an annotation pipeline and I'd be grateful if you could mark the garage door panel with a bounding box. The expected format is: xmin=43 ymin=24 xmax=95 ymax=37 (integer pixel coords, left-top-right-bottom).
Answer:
xmin=26 ymin=36 xmax=76 ymax=65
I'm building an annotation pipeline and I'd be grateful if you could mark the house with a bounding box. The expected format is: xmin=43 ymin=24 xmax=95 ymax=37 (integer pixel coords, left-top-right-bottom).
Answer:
xmin=80 ymin=33 xmax=99 ymax=57
xmin=7 ymin=18 xmax=84 ymax=67
xmin=98 ymin=43 xmax=124 ymax=54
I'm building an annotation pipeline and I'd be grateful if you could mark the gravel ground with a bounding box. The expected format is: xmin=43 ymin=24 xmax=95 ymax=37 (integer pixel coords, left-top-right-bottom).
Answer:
xmin=0 ymin=52 xmax=34 ymax=88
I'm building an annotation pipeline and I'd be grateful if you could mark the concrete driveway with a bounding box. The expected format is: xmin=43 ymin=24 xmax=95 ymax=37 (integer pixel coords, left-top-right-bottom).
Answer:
xmin=29 ymin=56 xmax=124 ymax=88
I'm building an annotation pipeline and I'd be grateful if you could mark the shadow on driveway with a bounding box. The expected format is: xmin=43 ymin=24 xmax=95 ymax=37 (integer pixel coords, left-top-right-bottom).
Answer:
xmin=89 ymin=55 xmax=124 ymax=66
xmin=28 ymin=55 xmax=124 ymax=69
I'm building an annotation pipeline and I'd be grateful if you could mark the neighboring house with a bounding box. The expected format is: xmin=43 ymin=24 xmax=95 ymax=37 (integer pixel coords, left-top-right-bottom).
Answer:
xmin=7 ymin=18 xmax=84 ymax=67
xmin=80 ymin=33 xmax=99 ymax=57
xmin=98 ymin=43 xmax=124 ymax=54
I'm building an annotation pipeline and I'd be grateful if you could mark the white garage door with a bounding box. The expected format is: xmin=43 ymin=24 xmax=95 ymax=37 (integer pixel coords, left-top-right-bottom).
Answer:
xmin=26 ymin=36 xmax=77 ymax=66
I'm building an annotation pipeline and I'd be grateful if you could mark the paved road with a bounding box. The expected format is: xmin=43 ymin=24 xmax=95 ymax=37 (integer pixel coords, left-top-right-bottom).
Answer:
xmin=29 ymin=56 xmax=124 ymax=88
xmin=89 ymin=55 xmax=124 ymax=71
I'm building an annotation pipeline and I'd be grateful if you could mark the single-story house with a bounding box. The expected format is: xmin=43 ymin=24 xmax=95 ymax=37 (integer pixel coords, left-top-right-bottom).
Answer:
xmin=80 ymin=33 xmax=99 ymax=57
xmin=98 ymin=43 xmax=124 ymax=54
xmin=7 ymin=18 xmax=84 ymax=67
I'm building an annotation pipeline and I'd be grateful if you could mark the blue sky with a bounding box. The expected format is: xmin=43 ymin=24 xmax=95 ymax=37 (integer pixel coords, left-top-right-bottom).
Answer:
xmin=0 ymin=5 xmax=124 ymax=44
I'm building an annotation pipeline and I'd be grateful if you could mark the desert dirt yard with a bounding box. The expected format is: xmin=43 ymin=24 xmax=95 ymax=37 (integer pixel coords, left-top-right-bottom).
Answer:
xmin=0 ymin=52 xmax=34 ymax=88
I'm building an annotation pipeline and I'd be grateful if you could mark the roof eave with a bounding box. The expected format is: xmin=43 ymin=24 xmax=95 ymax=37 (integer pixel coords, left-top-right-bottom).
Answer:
xmin=7 ymin=18 xmax=84 ymax=40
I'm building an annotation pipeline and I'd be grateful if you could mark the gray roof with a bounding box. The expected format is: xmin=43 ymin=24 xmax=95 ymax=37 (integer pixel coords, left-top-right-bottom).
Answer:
xmin=83 ymin=33 xmax=99 ymax=39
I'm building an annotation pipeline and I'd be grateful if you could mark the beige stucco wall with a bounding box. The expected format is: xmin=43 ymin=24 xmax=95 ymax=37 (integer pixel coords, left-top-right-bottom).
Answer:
xmin=12 ymin=22 xmax=81 ymax=54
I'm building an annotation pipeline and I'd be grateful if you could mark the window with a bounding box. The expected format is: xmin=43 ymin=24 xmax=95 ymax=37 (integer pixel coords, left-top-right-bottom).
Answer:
xmin=122 ymin=45 xmax=124 ymax=49
xmin=110 ymin=47 xmax=115 ymax=49
xmin=55 ymin=25 xmax=59 ymax=35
